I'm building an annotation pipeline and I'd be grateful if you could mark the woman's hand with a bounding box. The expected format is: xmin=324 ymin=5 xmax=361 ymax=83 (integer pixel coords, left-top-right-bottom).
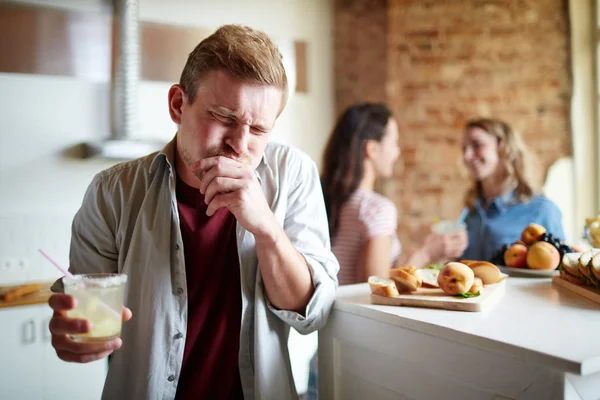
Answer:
xmin=423 ymin=230 xmax=468 ymax=263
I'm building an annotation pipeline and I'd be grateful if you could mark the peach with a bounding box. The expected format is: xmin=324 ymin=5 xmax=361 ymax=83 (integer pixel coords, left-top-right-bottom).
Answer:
xmin=526 ymin=241 xmax=560 ymax=270
xmin=504 ymin=243 xmax=528 ymax=268
xmin=469 ymin=277 xmax=483 ymax=294
xmin=520 ymin=223 xmax=546 ymax=245
xmin=469 ymin=262 xmax=502 ymax=285
xmin=437 ymin=262 xmax=474 ymax=295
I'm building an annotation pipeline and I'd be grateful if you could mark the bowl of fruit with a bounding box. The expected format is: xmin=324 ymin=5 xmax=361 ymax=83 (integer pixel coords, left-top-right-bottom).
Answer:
xmin=491 ymin=223 xmax=573 ymax=277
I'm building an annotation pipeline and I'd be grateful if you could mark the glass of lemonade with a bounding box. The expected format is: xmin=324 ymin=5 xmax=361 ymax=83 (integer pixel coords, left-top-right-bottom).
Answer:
xmin=63 ymin=273 xmax=127 ymax=343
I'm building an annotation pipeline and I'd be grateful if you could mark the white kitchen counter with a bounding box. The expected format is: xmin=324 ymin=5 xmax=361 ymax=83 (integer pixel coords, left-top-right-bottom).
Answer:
xmin=318 ymin=278 xmax=600 ymax=400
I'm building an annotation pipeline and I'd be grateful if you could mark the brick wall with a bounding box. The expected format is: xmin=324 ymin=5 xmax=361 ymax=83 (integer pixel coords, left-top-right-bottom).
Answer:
xmin=334 ymin=0 xmax=572 ymax=254
xmin=334 ymin=0 xmax=388 ymax=114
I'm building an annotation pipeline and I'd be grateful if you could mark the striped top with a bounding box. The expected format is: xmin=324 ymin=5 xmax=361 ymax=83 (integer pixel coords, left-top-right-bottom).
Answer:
xmin=332 ymin=189 xmax=402 ymax=286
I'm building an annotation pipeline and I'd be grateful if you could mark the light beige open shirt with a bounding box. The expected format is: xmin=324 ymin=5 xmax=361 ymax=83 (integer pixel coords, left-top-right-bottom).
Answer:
xmin=65 ymin=139 xmax=340 ymax=400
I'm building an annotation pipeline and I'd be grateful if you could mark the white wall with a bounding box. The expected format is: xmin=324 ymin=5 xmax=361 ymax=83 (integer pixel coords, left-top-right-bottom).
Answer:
xmin=0 ymin=0 xmax=333 ymax=394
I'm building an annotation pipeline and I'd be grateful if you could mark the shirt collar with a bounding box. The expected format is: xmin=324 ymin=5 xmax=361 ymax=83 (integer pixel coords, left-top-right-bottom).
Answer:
xmin=254 ymin=144 xmax=271 ymax=185
xmin=475 ymin=190 xmax=516 ymax=215
xmin=150 ymin=135 xmax=177 ymax=175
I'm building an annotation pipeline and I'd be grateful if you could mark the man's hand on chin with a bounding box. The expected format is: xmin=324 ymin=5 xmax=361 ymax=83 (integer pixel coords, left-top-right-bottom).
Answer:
xmin=198 ymin=156 xmax=278 ymax=241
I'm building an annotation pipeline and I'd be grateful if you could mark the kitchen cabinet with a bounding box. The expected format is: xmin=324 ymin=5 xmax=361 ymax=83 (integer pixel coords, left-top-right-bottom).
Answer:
xmin=0 ymin=304 xmax=107 ymax=400
xmin=0 ymin=305 xmax=44 ymax=399
xmin=319 ymin=279 xmax=600 ymax=400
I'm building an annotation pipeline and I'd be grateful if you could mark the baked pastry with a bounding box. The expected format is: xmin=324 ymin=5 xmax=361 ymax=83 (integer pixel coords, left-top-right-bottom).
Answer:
xmin=368 ymin=276 xmax=400 ymax=297
xmin=415 ymin=268 xmax=439 ymax=288
xmin=389 ymin=266 xmax=422 ymax=292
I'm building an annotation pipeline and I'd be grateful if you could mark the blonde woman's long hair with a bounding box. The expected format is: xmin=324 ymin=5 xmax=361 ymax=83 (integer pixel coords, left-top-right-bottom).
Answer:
xmin=464 ymin=118 xmax=537 ymax=210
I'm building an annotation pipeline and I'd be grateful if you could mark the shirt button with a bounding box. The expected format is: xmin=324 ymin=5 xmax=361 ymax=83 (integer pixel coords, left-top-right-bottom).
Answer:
xmin=167 ymin=375 xmax=175 ymax=382
xmin=175 ymin=288 xmax=184 ymax=295
xmin=174 ymin=332 xmax=183 ymax=340
xmin=175 ymin=243 xmax=180 ymax=251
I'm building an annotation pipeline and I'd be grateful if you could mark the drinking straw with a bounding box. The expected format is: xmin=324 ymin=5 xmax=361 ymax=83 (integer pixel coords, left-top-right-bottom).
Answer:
xmin=38 ymin=249 xmax=121 ymax=319
xmin=39 ymin=249 xmax=75 ymax=279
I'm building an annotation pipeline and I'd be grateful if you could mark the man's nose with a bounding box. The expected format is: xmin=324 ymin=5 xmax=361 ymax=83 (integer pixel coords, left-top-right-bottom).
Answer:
xmin=226 ymin=124 xmax=249 ymax=155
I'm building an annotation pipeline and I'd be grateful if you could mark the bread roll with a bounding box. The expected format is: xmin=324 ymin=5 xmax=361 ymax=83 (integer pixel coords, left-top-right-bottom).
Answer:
xmin=415 ymin=268 xmax=439 ymax=288
xmin=578 ymin=249 xmax=600 ymax=285
xmin=389 ymin=266 xmax=421 ymax=292
xmin=561 ymin=252 xmax=584 ymax=280
xmin=368 ymin=276 xmax=400 ymax=297
xmin=559 ymin=267 xmax=587 ymax=286
xmin=589 ymin=252 xmax=600 ymax=284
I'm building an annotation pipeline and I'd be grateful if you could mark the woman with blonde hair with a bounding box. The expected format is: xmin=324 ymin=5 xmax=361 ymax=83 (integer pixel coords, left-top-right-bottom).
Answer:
xmin=460 ymin=118 xmax=564 ymax=261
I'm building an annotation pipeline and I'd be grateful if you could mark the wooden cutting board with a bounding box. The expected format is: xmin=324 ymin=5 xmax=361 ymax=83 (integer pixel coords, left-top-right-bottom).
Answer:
xmin=0 ymin=282 xmax=54 ymax=308
xmin=552 ymin=275 xmax=600 ymax=305
xmin=370 ymin=279 xmax=506 ymax=312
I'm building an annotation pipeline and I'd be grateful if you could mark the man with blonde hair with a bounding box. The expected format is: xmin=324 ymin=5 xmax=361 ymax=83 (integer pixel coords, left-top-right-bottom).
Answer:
xmin=47 ymin=24 xmax=339 ymax=400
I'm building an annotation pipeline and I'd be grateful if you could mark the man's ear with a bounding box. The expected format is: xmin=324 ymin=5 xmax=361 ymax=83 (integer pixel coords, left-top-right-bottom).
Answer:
xmin=364 ymin=139 xmax=379 ymax=160
xmin=168 ymin=84 xmax=186 ymax=124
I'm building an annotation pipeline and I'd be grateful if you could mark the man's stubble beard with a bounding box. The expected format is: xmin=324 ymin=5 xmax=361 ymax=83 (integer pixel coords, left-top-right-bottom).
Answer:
xmin=180 ymin=145 xmax=252 ymax=182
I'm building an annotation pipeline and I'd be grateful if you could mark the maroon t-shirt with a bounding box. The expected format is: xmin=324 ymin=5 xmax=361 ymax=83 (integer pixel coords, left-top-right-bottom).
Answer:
xmin=174 ymin=175 xmax=244 ymax=400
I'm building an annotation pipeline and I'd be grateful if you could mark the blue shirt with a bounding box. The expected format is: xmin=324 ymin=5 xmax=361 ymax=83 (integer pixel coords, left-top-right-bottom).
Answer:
xmin=461 ymin=192 xmax=564 ymax=262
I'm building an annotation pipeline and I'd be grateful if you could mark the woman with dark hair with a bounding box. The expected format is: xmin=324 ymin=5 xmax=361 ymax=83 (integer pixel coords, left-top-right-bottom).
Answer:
xmin=460 ymin=118 xmax=564 ymax=261
xmin=321 ymin=103 xmax=467 ymax=285
xmin=306 ymin=103 xmax=468 ymax=400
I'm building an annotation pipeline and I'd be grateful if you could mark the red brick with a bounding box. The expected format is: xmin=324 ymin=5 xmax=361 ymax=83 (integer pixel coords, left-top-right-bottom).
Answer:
xmin=405 ymin=30 xmax=440 ymax=38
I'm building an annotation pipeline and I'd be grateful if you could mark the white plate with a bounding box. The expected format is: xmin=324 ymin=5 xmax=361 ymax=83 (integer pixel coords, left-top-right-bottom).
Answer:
xmin=497 ymin=265 xmax=559 ymax=278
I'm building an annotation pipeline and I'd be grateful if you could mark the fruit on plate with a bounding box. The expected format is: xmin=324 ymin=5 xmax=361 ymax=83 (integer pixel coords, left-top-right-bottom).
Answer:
xmin=504 ymin=242 xmax=528 ymax=268
xmin=521 ymin=223 xmax=547 ymax=245
xmin=469 ymin=277 xmax=483 ymax=294
xmin=437 ymin=262 xmax=475 ymax=295
xmin=468 ymin=261 xmax=504 ymax=285
xmin=492 ymin=224 xmax=574 ymax=269
xmin=526 ymin=241 xmax=561 ymax=270
xmin=389 ymin=266 xmax=422 ymax=293
xmin=368 ymin=276 xmax=400 ymax=297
